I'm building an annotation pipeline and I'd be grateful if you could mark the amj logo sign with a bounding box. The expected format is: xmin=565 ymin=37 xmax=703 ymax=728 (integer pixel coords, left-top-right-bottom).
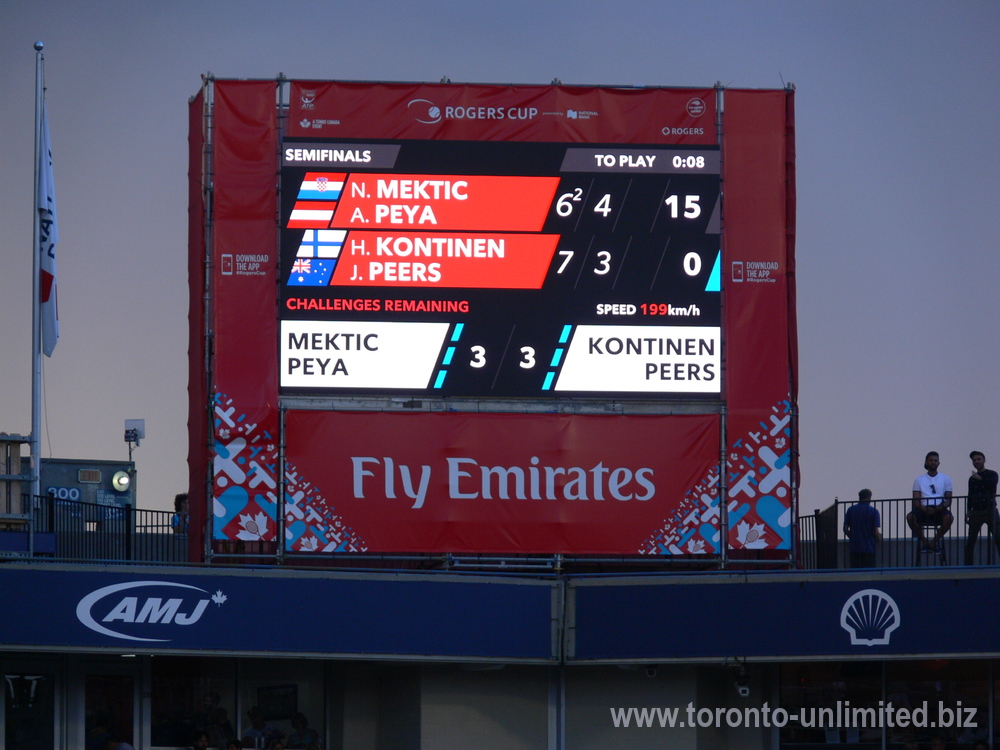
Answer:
xmin=76 ymin=581 xmax=225 ymax=642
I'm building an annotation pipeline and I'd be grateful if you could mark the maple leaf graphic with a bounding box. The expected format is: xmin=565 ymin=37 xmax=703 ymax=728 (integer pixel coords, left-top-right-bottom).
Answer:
xmin=211 ymin=590 xmax=227 ymax=606
xmin=236 ymin=511 xmax=270 ymax=541
xmin=736 ymin=520 xmax=769 ymax=549
xmin=298 ymin=536 xmax=319 ymax=552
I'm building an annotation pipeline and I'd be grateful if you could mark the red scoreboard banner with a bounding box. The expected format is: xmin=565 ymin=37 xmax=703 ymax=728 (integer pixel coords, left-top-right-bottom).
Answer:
xmin=282 ymin=411 xmax=721 ymax=555
xmin=188 ymin=79 xmax=796 ymax=559
xmin=287 ymin=82 xmax=718 ymax=144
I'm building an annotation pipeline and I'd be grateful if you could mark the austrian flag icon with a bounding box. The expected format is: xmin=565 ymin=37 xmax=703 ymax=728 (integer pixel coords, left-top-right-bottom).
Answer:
xmin=287 ymin=172 xmax=346 ymax=228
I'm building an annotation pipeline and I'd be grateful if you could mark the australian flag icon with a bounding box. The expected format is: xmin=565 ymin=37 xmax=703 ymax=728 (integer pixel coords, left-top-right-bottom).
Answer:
xmin=288 ymin=258 xmax=335 ymax=286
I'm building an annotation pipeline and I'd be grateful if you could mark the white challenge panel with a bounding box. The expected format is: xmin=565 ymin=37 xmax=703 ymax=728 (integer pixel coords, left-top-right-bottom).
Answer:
xmin=281 ymin=320 xmax=450 ymax=389
xmin=555 ymin=325 xmax=721 ymax=393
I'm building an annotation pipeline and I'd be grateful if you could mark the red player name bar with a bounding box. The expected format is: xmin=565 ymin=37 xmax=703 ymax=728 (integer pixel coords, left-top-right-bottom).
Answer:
xmin=333 ymin=175 xmax=560 ymax=231
xmin=331 ymin=231 xmax=560 ymax=288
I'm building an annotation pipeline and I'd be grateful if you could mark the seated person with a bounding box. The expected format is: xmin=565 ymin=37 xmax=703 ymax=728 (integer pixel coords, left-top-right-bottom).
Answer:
xmin=285 ymin=713 xmax=319 ymax=748
xmin=906 ymin=451 xmax=953 ymax=552
xmin=241 ymin=707 xmax=280 ymax=749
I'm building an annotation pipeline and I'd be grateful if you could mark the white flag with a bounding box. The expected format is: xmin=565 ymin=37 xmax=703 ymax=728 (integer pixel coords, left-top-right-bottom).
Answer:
xmin=37 ymin=101 xmax=59 ymax=356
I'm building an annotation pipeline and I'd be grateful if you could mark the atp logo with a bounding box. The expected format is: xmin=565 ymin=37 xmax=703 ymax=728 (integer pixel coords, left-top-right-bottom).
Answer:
xmin=76 ymin=581 xmax=226 ymax=642
xmin=840 ymin=589 xmax=900 ymax=646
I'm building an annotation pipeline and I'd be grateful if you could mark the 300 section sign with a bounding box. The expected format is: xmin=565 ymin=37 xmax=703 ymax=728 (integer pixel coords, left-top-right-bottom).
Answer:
xmin=279 ymin=139 xmax=722 ymax=399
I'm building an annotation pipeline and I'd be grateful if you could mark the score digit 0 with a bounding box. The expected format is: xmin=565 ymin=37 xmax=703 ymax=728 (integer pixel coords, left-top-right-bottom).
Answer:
xmin=683 ymin=252 xmax=701 ymax=276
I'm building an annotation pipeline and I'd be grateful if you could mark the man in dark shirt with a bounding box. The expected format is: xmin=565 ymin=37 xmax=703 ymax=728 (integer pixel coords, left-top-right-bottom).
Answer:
xmin=844 ymin=488 xmax=882 ymax=568
xmin=965 ymin=450 xmax=1000 ymax=565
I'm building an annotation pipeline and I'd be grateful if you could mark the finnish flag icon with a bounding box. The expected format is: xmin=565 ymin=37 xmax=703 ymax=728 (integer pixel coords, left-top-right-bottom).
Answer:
xmin=296 ymin=229 xmax=345 ymax=258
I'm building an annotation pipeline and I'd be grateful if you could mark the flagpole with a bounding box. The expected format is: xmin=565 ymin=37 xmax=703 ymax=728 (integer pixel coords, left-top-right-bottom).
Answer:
xmin=30 ymin=41 xmax=44 ymax=502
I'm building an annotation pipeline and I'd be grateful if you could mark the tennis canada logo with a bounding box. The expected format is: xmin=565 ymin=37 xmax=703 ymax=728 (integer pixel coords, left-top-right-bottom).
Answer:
xmin=76 ymin=581 xmax=226 ymax=642
xmin=840 ymin=589 xmax=900 ymax=646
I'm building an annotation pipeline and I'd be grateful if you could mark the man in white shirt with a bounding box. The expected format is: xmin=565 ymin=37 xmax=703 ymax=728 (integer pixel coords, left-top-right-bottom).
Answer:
xmin=906 ymin=451 xmax=953 ymax=552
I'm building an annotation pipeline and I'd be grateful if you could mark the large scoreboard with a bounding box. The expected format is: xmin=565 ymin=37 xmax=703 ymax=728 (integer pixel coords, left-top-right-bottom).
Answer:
xmin=189 ymin=80 xmax=797 ymax=559
xmin=279 ymin=140 xmax=721 ymax=398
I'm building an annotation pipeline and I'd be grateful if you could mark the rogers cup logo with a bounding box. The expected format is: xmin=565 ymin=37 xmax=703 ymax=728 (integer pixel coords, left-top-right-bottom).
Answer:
xmin=408 ymin=99 xmax=442 ymax=124
xmin=840 ymin=589 xmax=900 ymax=646
xmin=76 ymin=581 xmax=226 ymax=642
xmin=406 ymin=99 xmax=539 ymax=124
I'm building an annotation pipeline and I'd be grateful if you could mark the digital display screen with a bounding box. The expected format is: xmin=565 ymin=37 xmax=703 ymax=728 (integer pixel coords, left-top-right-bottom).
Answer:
xmin=279 ymin=139 xmax=721 ymax=398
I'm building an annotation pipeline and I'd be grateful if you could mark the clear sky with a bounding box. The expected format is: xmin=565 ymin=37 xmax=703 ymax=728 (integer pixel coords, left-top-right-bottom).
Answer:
xmin=1 ymin=1 xmax=997 ymax=515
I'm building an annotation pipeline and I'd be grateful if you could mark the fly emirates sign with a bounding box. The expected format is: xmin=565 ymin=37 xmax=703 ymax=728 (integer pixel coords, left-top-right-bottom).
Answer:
xmin=352 ymin=454 xmax=656 ymax=509
xmin=284 ymin=411 xmax=721 ymax=554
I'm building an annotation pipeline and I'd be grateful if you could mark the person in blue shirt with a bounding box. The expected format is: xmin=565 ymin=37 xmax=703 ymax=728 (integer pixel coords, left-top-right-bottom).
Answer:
xmin=172 ymin=493 xmax=189 ymax=535
xmin=843 ymin=488 xmax=881 ymax=568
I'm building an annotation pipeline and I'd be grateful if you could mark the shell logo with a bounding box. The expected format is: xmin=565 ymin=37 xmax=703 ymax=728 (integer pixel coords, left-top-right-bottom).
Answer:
xmin=840 ymin=589 xmax=900 ymax=646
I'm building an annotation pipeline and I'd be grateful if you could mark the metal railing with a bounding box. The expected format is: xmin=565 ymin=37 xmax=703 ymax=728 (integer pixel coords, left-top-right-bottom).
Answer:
xmin=0 ymin=494 xmax=190 ymax=564
xmin=796 ymin=511 xmax=817 ymax=570
xmin=4 ymin=493 xmax=796 ymax=571
xmin=798 ymin=495 xmax=1000 ymax=569
xmin=11 ymin=492 xmax=999 ymax=572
